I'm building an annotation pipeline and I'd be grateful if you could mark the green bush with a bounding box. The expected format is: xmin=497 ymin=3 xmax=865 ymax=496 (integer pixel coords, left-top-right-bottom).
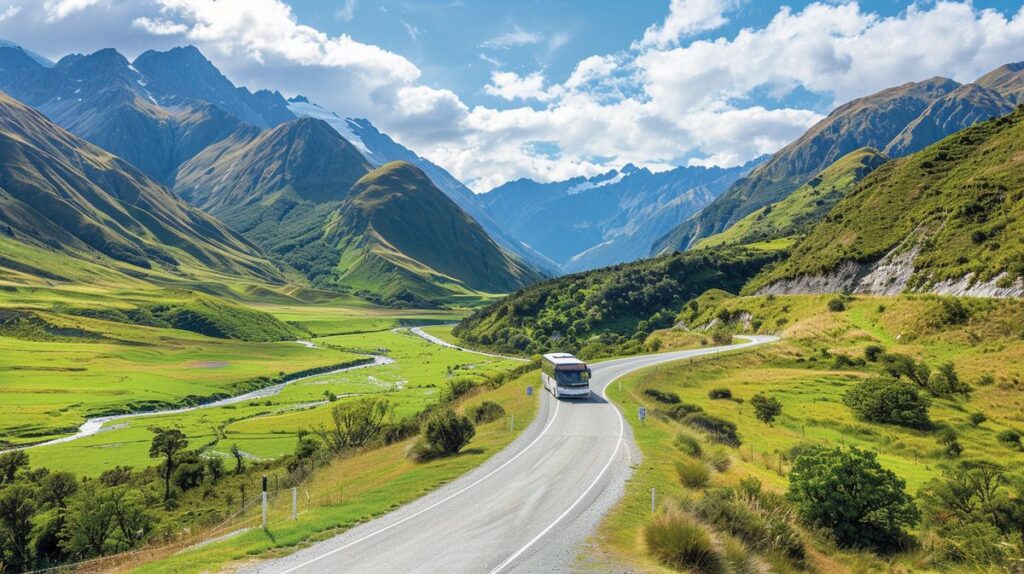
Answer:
xmin=864 ymin=345 xmax=886 ymax=362
xmin=787 ymin=446 xmax=919 ymax=549
xmin=694 ymin=486 xmax=805 ymax=561
xmin=662 ymin=402 xmax=705 ymax=422
xmin=684 ymin=413 xmax=741 ymax=446
xmin=644 ymin=506 xmax=724 ymax=573
xmin=702 ymin=445 xmax=732 ymax=472
xmin=827 ymin=297 xmax=846 ymax=312
xmin=750 ymin=393 xmax=782 ymax=425
xmin=675 ymin=458 xmax=711 ymax=488
xmin=843 ymin=378 xmax=931 ymax=429
xmin=707 ymin=388 xmax=732 ymax=400
xmin=997 ymin=429 xmax=1022 ymax=449
xmin=443 ymin=378 xmax=476 ymax=402
xmin=674 ymin=432 xmax=703 ymax=458
xmin=644 ymin=388 xmax=681 ymax=404
xmin=467 ymin=401 xmax=505 ymax=424
xmin=968 ymin=412 xmax=987 ymax=427
xmin=423 ymin=409 xmax=475 ymax=455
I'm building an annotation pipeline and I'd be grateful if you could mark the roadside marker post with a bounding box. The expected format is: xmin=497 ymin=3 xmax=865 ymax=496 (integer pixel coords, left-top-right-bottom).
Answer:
xmin=638 ymin=406 xmax=647 ymax=424
xmin=292 ymin=487 xmax=298 ymax=520
xmin=651 ymin=487 xmax=656 ymax=512
xmin=526 ymin=386 xmax=533 ymax=396
xmin=262 ymin=475 xmax=268 ymax=530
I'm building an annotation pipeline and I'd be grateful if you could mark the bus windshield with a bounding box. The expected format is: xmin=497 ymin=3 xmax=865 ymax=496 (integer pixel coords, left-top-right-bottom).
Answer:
xmin=556 ymin=370 xmax=588 ymax=387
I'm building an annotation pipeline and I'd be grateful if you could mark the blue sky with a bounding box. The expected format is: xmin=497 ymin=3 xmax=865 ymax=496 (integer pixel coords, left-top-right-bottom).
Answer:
xmin=3 ymin=1 xmax=1024 ymax=190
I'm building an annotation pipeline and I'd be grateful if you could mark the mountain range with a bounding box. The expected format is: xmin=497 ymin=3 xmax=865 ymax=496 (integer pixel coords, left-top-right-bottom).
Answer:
xmin=480 ymin=159 xmax=763 ymax=273
xmin=654 ymin=63 xmax=1024 ymax=255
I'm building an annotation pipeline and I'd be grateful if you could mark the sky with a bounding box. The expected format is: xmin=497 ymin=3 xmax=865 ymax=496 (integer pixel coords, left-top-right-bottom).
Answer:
xmin=3 ymin=0 xmax=1024 ymax=191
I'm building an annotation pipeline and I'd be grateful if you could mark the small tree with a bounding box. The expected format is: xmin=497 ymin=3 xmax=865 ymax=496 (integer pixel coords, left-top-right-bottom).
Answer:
xmin=424 ymin=409 xmax=475 ymax=455
xmin=0 ymin=450 xmax=29 ymax=485
xmin=864 ymin=345 xmax=885 ymax=362
xmin=230 ymin=444 xmax=245 ymax=475
xmin=315 ymin=398 xmax=392 ymax=454
xmin=149 ymin=428 xmax=188 ymax=502
xmin=937 ymin=428 xmax=963 ymax=458
xmin=61 ymin=482 xmax=116 ymax=558
xmin=0 ymin=484 xmax=36 ymax=571
xmin=788 ymin=446 xmax=919 ymax=549
xmin=39 ymin=471 xmax=78 ymax=509
xmin=750 ymin=393 xmax=782 ymax=425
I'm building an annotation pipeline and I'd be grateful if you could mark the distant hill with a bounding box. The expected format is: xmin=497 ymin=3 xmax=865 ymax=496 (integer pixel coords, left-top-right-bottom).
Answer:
xmin=654 ymin=77 xmax=961 ymax=253
xmin=748 ymin=105 xmax=1024 ymax=297
xmin=453 ymin=245 xmax=782 ymax=357
xmin=696 ymin=148 xmax=888 ymax=250
xmin=480 ymin=159 xmax=762 ymax=272
xmin=328 ymin=162 xmax=543 ymax=305
xmin=0 ymin=90 xmax=281 ymax=283
xmin=975 ymin=61 xmax=1024 ymax=103
xmin=287 ymin=97 xmax=559 ymax=276
xmin=883 ymin=83 xmax=1014 ymax=157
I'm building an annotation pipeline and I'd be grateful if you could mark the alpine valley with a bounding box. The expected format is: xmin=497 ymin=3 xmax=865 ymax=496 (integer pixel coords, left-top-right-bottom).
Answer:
xmin=3 ymin=14 xmax=1024 ymax=574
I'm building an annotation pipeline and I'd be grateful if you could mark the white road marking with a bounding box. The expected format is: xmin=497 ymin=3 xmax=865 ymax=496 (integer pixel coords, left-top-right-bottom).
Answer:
xmin=277 ymin=398 xmax=562 ymax=574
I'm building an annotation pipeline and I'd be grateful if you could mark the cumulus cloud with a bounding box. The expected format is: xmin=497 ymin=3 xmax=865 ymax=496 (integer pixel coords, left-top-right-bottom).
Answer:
xmin=0 ymin=5 xmax=20 ymax=22
xmin=3 ymin=0 xmax=1024 ymax=191
xmin=638 ymin=0 xmax=735 ymax=48
xmin=43 ymin=0 xmax=101 ymax=22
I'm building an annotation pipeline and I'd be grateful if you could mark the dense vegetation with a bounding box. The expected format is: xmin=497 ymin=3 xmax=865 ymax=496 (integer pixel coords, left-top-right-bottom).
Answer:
xmin=454 ymin=246 xmax=782 ymax=357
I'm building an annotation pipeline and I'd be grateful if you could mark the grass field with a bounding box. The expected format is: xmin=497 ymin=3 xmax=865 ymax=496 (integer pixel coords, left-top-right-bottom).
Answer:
xmin=126 ymin=367 xmax=540 ymax=574
xmin=594 ymin=293 xmax=1024 ymax=572
xmin=22 ymin=327 xmax=519 ymax=476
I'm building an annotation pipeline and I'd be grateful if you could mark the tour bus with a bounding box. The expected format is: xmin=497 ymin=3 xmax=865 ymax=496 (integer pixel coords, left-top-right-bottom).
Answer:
xmin=541 ymin=353 xmax=592 ymax=399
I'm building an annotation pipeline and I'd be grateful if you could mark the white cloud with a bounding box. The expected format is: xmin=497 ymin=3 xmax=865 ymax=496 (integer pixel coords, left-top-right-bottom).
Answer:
xmin=638 ymin=0 xmax=735 ymax=48
xmin=43 ymin=0 xmax=100 ymax=22
xmin=335 ymin=0 xmax=356 ymax=22
xmin=0 ymin=5 xmax=20 ymax=22
xmin=565 ymin=55 xmax=618 ymax=89
xmin=482 ymin=25 xmax=541 ymax=49
xmin=402 ymin=20 xmax=420 ymax=42
xmin=484 ymin=71 xmax=558 ymax=102
xmin=132 ymin=16 xmax=188 ymax=36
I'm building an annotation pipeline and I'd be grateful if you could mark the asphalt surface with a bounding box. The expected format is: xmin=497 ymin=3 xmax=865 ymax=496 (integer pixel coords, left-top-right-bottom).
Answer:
xmin=244 ymin=335 xmax=778 ymax=574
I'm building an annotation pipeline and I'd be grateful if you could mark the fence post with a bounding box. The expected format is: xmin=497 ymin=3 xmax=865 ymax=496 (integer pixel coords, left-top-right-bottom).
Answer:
xmin=651 ymin=487 xmax=656 ymax=512
xmin=292 ymin=487 xmax=298 ymax=520
xmin=261 ymin=475 xmax=268 ymax=529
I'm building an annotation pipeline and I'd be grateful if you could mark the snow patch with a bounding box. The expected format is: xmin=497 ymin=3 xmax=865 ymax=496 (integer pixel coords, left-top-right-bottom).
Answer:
xmin=287 ymin=100 xmax=373 ymax=158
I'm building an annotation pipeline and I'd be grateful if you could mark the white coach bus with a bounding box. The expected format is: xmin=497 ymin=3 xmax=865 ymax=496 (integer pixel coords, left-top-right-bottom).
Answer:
xmin=541 ymin=353 xmax=592 ymax=399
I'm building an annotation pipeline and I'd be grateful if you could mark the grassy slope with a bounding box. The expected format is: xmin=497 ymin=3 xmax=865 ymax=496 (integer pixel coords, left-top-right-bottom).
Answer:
xmin=328 ymin=161 xmax=541 ymax=306
xmin=595 ymin=293 xmax=1024 ymax=572
xmin=750 ymin=106 xmax=1024 ymax=292
xmin=695 ymin=148 xmax=887 ymax=250
xmin=128 ymin=367 xmax=540 ymax=574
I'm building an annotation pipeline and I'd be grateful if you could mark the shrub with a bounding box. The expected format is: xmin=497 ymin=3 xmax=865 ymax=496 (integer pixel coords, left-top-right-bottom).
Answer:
xmin=709 ymin=324 xmax=734 ymax=345
xmin=936 ymin=428 xmax=963 ymax=458
xmin=928 ymin=362 xmax=970 ymax=397
xmin=720 ymin=535 xmax=758 ymax=574
xmin=787 ymin=446 xmax=919 ymax=549
xmin=843 ymin=378 xmax=931 ymax=429
xmin=967 ymin=412 xmax=987 ymax=427
xmin=644 ymin=388 xmax=681 ymax=404
xmin=694 ymin=486 xmax=805 ymax=561
xmin=976 ymin=373 xmax=995 ymax=387
xmin=674 ymin=432 xmax=703 ymax=458
xmin=864 ymin=345 xmax=886 ymax=362
xmin=750 ymin=393 xmax=782 ymax=425
xmin=443 ymin=378 xmax=476 ymax=402
xmin=467 ymin=401 xmax=505 ymax=424
xmin=663 ymin=402 xmax=704 ymax=422
xmin=827 ymin=297 xmax=846 ymax=312
xmin=997 ymin=429 xmax=1022 ymax=449
xmin=707 ymin=388 xmax=732 ymax=400
xmin=644 ymin=506 xmax=724 ymax=573
xmin=684 ymin=413 xmax=741 ymax=446
xmin=423 ymin=409 xmax=475 ymax=455
xmin=702 ymin=445 xmax=732 ymax=472
xmin=675 ymin=458 xmax=711 ymax=488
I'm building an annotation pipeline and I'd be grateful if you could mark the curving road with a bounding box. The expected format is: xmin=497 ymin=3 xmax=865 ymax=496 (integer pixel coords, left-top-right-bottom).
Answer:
xmin=245 ymin=335 xmax=777 ymax=574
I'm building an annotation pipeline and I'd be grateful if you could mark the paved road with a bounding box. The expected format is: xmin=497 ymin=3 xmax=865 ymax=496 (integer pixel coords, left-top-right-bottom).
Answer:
xmin=245 ymin=335 xmax=777 ymax=574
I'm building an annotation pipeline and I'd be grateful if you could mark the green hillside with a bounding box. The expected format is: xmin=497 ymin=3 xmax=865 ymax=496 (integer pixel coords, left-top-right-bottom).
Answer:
xmin=0 ymin=91 xmax=282 ymax=284
xmin=328 ymin=161 xmax=543 ymax=306
xmin=453 ymin=246 xmax=782 ymax=357
xmin=749 ymin=105 xmax=1024 ymax=294
xmin=696 ymin=147 xmax=888 ymax=250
